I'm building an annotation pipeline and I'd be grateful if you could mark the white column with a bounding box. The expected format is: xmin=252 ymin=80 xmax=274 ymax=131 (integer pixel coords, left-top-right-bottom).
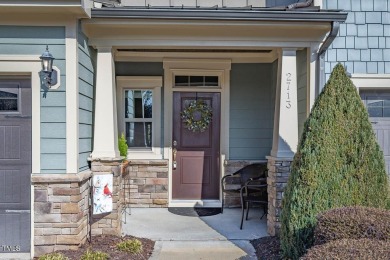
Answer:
xmin=91 ymin=47 xmax=120 ymax=158
xmin=271 ymin=49 xmax=299 ymax=158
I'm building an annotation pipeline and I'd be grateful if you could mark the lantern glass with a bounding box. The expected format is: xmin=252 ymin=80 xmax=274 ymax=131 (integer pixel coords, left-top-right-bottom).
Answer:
xmin=40 ymin=46 xmax=54 ymax=73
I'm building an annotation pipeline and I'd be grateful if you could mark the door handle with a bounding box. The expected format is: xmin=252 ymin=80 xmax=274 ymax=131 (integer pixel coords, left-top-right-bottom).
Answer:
xmin=173 ymin=148 xmax=177 ymax=169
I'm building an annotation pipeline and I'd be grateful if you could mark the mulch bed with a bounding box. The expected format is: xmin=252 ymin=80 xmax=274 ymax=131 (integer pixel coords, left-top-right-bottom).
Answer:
xmin=251 ymin=236 xmax=281 ymax=260
xmin=37 ymin=235 xmax=154 ymax=260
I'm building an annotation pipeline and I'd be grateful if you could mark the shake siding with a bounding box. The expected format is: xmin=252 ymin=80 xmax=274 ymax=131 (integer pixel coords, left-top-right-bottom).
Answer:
xmin=78 ymin=28 xmax=96 ymax=171
xmin=0 ymin=26 xmax=67 ymax=173
xmin=323 ymin=0 xmax=390 ymax=83
xmin=229 ymin=63 xmax=276 ymax=160
xmin=297 ymin=49 xmax=308 ymax=138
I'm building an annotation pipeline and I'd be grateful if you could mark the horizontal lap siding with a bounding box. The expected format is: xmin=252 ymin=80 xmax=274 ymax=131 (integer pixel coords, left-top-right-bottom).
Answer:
xmin=0 ymin=25 xmax=67 ymax=173
xmin=323 ymin=0 xmax=390 ymax=83
xmin=78 ymin=29 xmax=95 ymax=171
xmin=230 ymin=63 xmax=276 ymax=160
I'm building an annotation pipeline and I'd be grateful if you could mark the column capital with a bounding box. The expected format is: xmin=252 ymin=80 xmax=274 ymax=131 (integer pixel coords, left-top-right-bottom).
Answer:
xmin=96 ymin=46 xmax=114 ymax=53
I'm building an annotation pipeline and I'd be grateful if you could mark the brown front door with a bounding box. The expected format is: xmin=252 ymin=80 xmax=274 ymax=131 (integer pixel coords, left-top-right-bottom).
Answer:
xmin=172 ymin=92 xmax=221 ymax=200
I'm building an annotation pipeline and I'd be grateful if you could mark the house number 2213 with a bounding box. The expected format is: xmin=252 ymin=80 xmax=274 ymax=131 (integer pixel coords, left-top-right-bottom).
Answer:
xmin=286 ymin=73 xmax=292 ymax=109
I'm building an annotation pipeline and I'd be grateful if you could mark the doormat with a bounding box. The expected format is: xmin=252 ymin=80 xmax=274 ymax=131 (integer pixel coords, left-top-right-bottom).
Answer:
xmin=168 ymin=207 xmax=221 ymax=217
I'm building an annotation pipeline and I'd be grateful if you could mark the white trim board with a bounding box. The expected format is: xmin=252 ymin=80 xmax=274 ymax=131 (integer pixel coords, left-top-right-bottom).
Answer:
xmin=66 ymin=20 xmax=79 ymax=173
xmin=351 ymin=74 xmax=390 ymax=89
xmin=0 ymin=55 xmax=42 ymax=259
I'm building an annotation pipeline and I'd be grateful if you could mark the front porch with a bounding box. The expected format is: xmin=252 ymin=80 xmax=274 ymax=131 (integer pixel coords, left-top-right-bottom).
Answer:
xmin=82 ymin=6 xmax=346 ymax=236
xmin=122 ymin=207 xmax=267 ymax=259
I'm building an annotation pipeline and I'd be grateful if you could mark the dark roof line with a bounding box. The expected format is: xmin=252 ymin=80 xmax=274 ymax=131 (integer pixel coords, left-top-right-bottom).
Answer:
xmin=91 ymin=7 xmax=348 ymax=22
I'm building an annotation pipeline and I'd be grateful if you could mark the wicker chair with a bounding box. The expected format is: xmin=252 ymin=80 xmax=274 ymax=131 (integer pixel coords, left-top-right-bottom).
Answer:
xmin=220 ymin=162 xmax=268 ymax=213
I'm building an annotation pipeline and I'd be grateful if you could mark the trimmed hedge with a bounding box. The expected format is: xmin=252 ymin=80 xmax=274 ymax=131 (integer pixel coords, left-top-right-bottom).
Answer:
xmin=301 ymin=239 xmax=390 ymax=260
xmin=314 ymin=206 xmax=390 ymax=245
xmin=280 ymin=64 xmax=390 ymax=259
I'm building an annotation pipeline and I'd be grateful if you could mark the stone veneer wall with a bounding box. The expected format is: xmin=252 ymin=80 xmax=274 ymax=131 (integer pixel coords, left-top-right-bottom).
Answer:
xmin=266 ymin=157 xmax=292 ymax=236
xmin=90 ymin=158 xmax=123 ymax=236
xmin=31 ymin=171 xmax=91 ymax=257
xmin=125 ymin=160 xmax=169 ymax=207
xmin=223 ymin=160 xmax=268 ymax=207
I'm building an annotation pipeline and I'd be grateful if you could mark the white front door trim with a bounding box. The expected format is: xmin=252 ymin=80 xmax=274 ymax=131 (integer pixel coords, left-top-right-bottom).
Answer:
xmin=163 ymin=58 xmax=231 ymax=206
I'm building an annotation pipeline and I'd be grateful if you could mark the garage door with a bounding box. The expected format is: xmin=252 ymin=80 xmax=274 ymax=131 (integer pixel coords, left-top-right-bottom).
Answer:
xmin=361 ymin=90 xmax=390 ymax=175
xmin=0 ymin=77 xmax=31 ymax=253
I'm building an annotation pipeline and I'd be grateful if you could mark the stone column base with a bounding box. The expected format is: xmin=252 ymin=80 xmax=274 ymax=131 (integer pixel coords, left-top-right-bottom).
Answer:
xmin=90 ymin=157 xmax=123 ymax=236
xmin=266 ymin=156 xmax=293 ymax=236
xmin=31 ymin=171 xmax=92 ymax=257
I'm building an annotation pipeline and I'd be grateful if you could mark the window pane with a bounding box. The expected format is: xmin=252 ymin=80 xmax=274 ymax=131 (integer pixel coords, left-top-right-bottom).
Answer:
xmin=0 ymin=90 xmax=17 ymax=98
xmin=125 ymin=90 xmax=153 ymax=119
xmin=367 ymin=99 xmax=383 ymax=107
xmin=205 ymin=76 xmax=219 ymax=86
xmin=189 ymin=76 xmax=204 ymax=86
xmin=175 ymin=76 xmax=189 ymax=86
xmin=368 ymin=107 xmax=382 ymax=117
xmin=126 ymin=122 xmax=152 ymax=148
xmin=383 ymin=107 xmax=390 ymax=117
xmin=0 ymin=99 xmax=17 ymax=111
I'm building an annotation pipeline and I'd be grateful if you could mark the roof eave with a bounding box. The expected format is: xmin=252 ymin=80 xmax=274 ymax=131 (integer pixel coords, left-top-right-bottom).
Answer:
xmin=91 ymin=8 xmax=348 ymax=23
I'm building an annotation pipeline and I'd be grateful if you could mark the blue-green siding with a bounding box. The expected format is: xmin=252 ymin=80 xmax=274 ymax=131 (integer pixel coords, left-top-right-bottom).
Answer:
xmin=78 ymin=28 xmax=96 ymax=171
xmin=323 ymin=0 xmax=390 ymax=81
xmin=115 ymin=62 xmax=164 ymax=76
xmin=0 ymin=26 xmax=67 ymax=173
xmin=297 ymin=49 xmax=308 ymax=138
xmin=230 ymin=63 xmax=276 ymax=160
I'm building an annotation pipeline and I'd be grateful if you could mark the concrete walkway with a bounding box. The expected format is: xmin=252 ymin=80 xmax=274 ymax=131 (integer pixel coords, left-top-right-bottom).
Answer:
xmin=122 ymin=208 xmax=268 ymax=260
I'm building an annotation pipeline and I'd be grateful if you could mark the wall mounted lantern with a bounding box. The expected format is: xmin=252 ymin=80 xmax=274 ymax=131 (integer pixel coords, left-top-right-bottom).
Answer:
xmin=40 ymin=45 xmax=58 ymax=88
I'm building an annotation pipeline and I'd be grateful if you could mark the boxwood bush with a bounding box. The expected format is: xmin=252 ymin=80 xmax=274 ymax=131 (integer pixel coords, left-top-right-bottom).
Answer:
xmin=280 ymin=64 xmax=390 ymax=259
xmin=314 ymin=206 xmax=390 ymax=245
xmin=301 ymin=239 xmax=390 ymax=260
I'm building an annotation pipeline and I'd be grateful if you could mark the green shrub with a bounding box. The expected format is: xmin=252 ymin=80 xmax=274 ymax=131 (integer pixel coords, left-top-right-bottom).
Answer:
xmin=38 ymin=253 xmax=68 ymax=260
xmin=301 ymin=239 xmax=390 ymax=260
xmin=118 ymin=132 xmax=128 ymax=157
xmin=80 ymin=249 xmax=109 ymax=260
xmin=280 ymin=64 xmax=390 ymax=259
xmin=314 ymin=206 xmax=390 ymax=245
xmin=116 ymin=239 xmax=143 ymax=254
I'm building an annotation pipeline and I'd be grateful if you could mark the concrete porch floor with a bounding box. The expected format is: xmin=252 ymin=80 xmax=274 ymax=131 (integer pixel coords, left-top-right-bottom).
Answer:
xmin=121 ymin=208 xmax=268 ymax=260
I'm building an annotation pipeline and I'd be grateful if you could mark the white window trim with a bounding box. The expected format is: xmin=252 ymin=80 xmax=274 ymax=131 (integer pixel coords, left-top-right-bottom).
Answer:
xmin=172 ymin=69 xmax=223 ymax=89
xmin=116 ymin=76 xmax=163 ymax=159
xmin=351 ymin=74 xmax=390 ymax=90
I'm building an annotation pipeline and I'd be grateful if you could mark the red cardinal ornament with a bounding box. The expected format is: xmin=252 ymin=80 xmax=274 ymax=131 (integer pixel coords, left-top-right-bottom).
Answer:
xmin=103 ymin=184 xmax=112 ymax=197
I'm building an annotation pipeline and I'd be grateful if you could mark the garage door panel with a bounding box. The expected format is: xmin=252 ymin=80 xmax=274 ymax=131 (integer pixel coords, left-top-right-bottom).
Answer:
xmin=362 ymin=91 xmax=390 ymax=175
xmin=0 ymin=212 xmax=30 ymax=253
xmin=0 ymin=78 xmax=31 ymax=254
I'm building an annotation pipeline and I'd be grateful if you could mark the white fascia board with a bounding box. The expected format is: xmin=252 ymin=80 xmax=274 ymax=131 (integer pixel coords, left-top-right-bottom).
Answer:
xmin=0 ymin=1 xmax=91 ymax=18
